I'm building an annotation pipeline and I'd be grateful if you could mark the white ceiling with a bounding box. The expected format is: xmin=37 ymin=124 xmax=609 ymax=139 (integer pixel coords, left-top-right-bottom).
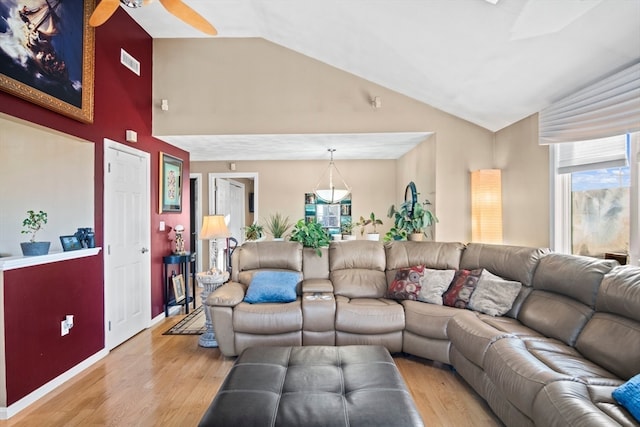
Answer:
xmin=123 ymin=0 xmax=640 ymax=160
xmin=172 ymin=132 xmax=433 ymax=161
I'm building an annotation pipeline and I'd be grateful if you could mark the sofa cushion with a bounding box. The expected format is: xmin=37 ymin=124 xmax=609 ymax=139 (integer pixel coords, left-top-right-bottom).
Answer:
xmin=613 ymin=374 xmax=640 ymax=422
xmin=575 ymin=312 xmax=640 ymax=381
xmin=244 ymin=271 xmax=302 ymax=304
xmin=330 ymin=241 xmax=387 ymax=298
xmin=521 ymin=338 xmax=617 ymax=379
xmin=447 ymin=311 xmax=512 ymax=368
xmin=233 ymin=300 xmax=303 ymax=334
xmin=532 ymin=253 xmax=615 ymax=308
xmin=519 ymin=290 xmax=593 ymax=346
xmin=416 ymin=268 xmax=456 ymax=304
xmin=533 ymin=380 xmax=634 ymax=427
xmin=402 ymin=300 xmax=459 ymax=340
xmin=386 ymin=265 xmax=425 ymax=301
xmin=484 ymin=338 xmax=574 ymax=418
xmin=596 ymin=266 xmax=640 ymax=323
xmin=238 ymin=241 xmax=303 ymax=274
xmin=335 ymin=296 xmax=405 ymax=334
xmin=468 ymin=270 xmax=522 ymax=316
xmin=460 ymin=243 xmax=548 ymax=287
xmin=575 ymin=266 xmax=640 ymax=381
xmin=442 ymin=268 xmax=483 ymax=309
xmin=385 ymin=241 xmax=464 ymax=270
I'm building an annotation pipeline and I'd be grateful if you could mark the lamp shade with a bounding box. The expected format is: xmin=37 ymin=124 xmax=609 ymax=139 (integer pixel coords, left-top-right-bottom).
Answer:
xmin=200 ymin=215 xmax=230 ymax=240
xmin=471 ymin=169 xmax=503 ymax=244
xmin=314 ymin=148 xmax=351 ymax=203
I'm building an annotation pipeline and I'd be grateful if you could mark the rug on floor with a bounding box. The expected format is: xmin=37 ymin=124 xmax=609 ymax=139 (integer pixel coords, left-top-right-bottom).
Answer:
xmin=163 ymin=306 xmax=206 ymax=335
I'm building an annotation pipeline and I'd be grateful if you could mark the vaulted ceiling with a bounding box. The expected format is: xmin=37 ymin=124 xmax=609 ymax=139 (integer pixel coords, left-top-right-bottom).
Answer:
xmin=122 ymin=0 xmax=640 ymax=159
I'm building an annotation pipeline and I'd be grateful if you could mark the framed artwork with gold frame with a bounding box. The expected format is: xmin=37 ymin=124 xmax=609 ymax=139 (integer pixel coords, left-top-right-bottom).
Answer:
xmin=172 ymin=274 xmax=186 ymax=303
xmin=0 ymin=0 xmax=95 ymax=123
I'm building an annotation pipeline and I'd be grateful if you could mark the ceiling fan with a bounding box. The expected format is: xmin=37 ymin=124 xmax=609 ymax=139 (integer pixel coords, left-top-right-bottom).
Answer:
xmin=89 ymin=0 xmax=217 ymax=35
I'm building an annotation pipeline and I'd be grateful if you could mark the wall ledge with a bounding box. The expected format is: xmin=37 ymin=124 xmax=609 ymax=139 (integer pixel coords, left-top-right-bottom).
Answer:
xmin=0 ymin=248 xmax=102 ymax=271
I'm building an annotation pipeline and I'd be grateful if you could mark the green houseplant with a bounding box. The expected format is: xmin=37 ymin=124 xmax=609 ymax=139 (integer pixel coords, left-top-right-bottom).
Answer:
xmin=20 ymin=209 xmax=50 ymax=256
xmin=387 ymin=199 xmax=438 ymax=241
xmin=289 ymin=219 xmax=330 ymax=256
xmin=244 ymin=222 xmax=264 ymax=241
xmin=340 ymin=221 xmax=356 ymax=240
xmin=264 ymin=212 xmax=292 ymax=240
xmin=356 ymin=212 xmax=383 ymax=241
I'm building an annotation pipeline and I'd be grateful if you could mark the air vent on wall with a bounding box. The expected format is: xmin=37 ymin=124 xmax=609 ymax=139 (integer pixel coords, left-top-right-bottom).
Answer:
xmin=120 ymin=48 xmax=140 ymax=76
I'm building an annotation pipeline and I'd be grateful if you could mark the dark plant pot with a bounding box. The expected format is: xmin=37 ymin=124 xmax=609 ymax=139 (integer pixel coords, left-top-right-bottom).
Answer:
xmin=20 ymin=241 xmax=51 ymax=256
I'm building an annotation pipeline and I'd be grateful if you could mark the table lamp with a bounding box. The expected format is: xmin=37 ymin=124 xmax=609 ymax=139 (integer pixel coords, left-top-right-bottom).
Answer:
xmin=200 ymin=215 xmax=231 ymax=272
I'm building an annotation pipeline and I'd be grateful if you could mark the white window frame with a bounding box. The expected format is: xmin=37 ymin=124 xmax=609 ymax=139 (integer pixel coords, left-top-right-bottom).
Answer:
xmin=551 ymin=134 xmax=639 ymax=266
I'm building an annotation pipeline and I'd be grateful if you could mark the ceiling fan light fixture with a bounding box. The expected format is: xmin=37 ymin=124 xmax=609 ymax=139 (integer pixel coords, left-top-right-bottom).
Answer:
xmin=314 ymin=148 xmax=351 ymax=204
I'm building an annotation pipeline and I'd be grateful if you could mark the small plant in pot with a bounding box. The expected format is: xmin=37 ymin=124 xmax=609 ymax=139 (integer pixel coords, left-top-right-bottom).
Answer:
xmin=289 ymin=219 xmax=330 ymax=256
xmin=244 ymin=222 xmax=264 ymax=241
xmin=20 ymin=210 xmax=50 ymax=256
xmin=340 ymin=221 xmax=356 ymax=240
xmin=387 ymin=198 xmax=438 ymax=241
xmin=356 ymin=212 xmax=383 ymax=241
xmin=264 ymin=212 xmax=292 ymax=240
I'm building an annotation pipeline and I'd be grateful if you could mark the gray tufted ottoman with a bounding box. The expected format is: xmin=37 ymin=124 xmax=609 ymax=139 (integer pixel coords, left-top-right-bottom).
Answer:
xmin=198 ymin=345 xmax=424 ymax=427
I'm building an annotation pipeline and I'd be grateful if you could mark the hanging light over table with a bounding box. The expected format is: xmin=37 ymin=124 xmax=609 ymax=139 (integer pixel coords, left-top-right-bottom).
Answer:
xmin=314 ymin=148 xmax=351 ymax=203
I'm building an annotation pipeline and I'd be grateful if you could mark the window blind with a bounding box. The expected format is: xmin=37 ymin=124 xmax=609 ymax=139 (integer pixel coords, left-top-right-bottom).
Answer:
xmin=557 ymin=134 xmax=628 ymax=174
xmin=540 ymin=61 xmax=640 ymax=144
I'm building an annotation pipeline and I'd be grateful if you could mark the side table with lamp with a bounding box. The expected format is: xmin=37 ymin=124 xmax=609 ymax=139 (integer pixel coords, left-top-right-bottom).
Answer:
xmin=198 ymin=215 xmax=231 ymax=347
xmin=163 ymin=224 xmax=196 ymax=316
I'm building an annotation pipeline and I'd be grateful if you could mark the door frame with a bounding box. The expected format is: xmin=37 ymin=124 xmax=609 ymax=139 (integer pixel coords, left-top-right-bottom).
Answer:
xmin=190 ymin=173 xmax=203 ymax=272
xmin=103 ymin=139 xmax=151 ymax=350
xmin=208 ymin=172 xmax=259 ymax=218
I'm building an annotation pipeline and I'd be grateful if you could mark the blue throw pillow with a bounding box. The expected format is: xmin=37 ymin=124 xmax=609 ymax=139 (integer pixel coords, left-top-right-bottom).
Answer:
xmin=613 ymin=373 xmax=640 ymax=422
xmin=244 ymin=271 xmax=300 ymax=304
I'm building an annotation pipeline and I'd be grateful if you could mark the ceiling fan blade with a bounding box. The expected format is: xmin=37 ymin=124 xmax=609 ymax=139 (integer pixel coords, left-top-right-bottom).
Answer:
xmin=158 ymin=0 xmax=217 ymax=35
xmin=89 ymin=0 xmax=121 ymax=27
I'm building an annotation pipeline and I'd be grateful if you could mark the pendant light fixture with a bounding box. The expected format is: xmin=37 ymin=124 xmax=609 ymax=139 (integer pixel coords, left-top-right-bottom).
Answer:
xmin=314 ymin=148 xmax=351 ymax=203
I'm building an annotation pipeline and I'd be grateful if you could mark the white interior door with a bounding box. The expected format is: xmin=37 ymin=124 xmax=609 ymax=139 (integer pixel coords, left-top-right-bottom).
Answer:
xmin=213 ymin=178 xmax=245 ymax=270
xmin=104 ymin=140 xmax=151 ymax=350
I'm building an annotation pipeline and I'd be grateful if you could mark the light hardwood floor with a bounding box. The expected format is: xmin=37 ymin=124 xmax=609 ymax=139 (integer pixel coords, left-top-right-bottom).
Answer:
xmin=1 ymin=315 xmax=502 ymax=426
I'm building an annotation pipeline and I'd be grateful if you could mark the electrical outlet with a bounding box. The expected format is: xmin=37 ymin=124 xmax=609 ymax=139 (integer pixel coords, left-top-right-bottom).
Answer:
xmin=61 ymin=320 xmax=70 ymax=336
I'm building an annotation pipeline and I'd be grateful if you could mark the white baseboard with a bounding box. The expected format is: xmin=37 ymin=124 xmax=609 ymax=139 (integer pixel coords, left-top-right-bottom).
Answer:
xmin=0 ymin=348 xmax=108 ymax=420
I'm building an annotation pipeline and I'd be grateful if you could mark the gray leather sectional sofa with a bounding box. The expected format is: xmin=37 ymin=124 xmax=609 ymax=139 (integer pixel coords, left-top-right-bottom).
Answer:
xmin=205 ymin=240 xmax=640 ymax=426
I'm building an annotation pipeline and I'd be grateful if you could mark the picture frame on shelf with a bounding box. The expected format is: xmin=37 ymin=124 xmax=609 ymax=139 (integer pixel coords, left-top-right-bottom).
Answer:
xmin=159 ymin=152 xmax=183 ymax=213
xmin=172 ymin=274 xmax=186 ymax=303
xmin=60 ymin=235 xmax=83 ymax=251
xmin=0 ymin=0 xmax=96 ymax=123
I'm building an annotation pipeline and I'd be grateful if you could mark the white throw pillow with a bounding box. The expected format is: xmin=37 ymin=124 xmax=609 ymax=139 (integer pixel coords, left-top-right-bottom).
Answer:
xmin=468 ymin=270 xmax=522 ymax=316
xmin=417 ymin=269 xmax=456 ymax=305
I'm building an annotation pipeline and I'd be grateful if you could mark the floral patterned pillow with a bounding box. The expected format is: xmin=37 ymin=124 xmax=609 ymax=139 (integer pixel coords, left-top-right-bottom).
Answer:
xmin=442 ymin=268 xmax=484 ymax=309
xmin=386 ymin=265 xmax=425 ymax=301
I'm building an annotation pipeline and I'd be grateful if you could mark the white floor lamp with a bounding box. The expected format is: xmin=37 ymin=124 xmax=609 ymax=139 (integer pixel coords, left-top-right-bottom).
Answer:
xmin=197 ymin=215 xmax=231 ymax=348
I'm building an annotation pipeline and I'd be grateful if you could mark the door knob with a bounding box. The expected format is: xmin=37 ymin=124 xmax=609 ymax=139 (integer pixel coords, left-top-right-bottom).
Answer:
xmin=141 ymin=247 xmax=149 ymax=253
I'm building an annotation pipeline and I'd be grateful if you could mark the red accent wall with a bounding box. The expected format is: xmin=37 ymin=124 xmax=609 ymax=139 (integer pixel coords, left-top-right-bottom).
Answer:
xmin=0 ymin=9 xmax=189 ymax=404
xmin=3 ymin=256 xmax=103 ymax=404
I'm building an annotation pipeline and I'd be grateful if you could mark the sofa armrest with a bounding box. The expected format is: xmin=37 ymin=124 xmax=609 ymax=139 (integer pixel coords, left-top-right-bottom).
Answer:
xmin=302 ymin=278 xmax=334 ymax=294
xmin=205 ymin=281 xmax=246 ymax=307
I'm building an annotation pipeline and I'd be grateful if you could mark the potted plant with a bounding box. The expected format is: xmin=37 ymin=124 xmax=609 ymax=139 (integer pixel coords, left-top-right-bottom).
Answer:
xmin=289 ymin=219 xmax=331 ymax=256
xmin=341 ymin=221 xmax=356 ymax=240
xmin=356 ymin=212 xmax=383 ymax=241
xmin=20 ymin=209 xmax=50 ymax=256
xmin=264 ymin=212 xmax=292 ymax=240
xmin=244 ymin=222 xmax=264 ymax=241
xmin=387 ymin=198 xmax=438 ymax=241
xmin=383 ymin=225 xmax=408 ymax=242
